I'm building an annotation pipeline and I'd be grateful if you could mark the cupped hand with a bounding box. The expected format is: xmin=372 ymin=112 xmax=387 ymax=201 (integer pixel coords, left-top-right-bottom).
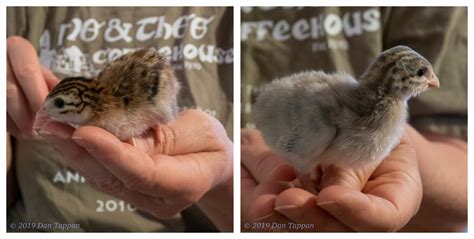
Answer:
xmin=7 ymin=36 xmax=59 ymax=139
xmin=34 ymin=109 xmax=233 ymax=223
xmin=241 ymin=127 xmax=422 ymax=232
xmin=241 ymin=129 xmax=350 ymax=232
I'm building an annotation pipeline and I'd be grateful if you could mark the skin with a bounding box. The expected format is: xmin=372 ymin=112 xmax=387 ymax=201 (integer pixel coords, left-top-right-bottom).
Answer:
xmin=253 ymin=47 xmax=439 ymax=195
xmin=401 ymin=126 xmax=467 ymax=231
xmin=35 ymin=110 xmax=234 ymax=231
xmin=242 ymin=128 xmax=421 ymax=232
xmin=7 ymin=36 xmax=467 ymax=232
xmin=243 ymin=48 xmax=461 ymax=232
xmin=7 ymin=36 xmax=59 ymax=206
xmin=241 ymin=127 xmax=467 ymax=232
xmin=7 ymin=36 xmax=233 ymax=232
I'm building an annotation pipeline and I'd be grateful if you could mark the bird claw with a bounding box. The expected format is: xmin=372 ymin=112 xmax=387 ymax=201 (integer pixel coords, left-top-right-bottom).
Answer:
xmin=297 ymin=167 xmax=322 ymax=195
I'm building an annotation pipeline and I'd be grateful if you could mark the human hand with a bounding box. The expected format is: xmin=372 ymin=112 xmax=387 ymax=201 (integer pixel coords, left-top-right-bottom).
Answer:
xmin=241 ymin=128 xmax=422 ymax=232
xmin=241 ymin=128 xmax=294 ymax=231
xmin=34 ymin=109 xmax=233 ymax=227
xmin=400 ymin=125 xmax=467 ymax=231
xmin=7 ymin=36 xmax=59 ymax=139
xmin=241 ymin=129 xmax=350 ymax=232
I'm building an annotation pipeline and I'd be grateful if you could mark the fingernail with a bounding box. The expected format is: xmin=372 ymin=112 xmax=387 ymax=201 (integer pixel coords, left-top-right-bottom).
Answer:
xmin=38 ymin=129 xmax=54 ymax=136
xmin=72 ymin=136 xmax=96 ymax=154
xmin=275 ymin=205 xmax=302 ymax=220
xmin=72 ymin=136 xmax=89 ymax=148
xmin=54 ymin=129 xmax=71 ymax=139
xmin=317 ymin=200 xmax=336 ymax=207
xmin=274 ymin=205 xmax=299 ymax=214
xmin=317 ymin=200 xmax=340 ymax=212
xmin=275 ymin=181 xmax=295 ymax=189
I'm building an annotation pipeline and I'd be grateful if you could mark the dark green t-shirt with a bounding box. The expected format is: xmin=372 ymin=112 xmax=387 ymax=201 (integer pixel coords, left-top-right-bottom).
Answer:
xmin=7 ymin=6 xmax=233 ymax=232
xmin=241 ymin=7 xmax=467 ymax=140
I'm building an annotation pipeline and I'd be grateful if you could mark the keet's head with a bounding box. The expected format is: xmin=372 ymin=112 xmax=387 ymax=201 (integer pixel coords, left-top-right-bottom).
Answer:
xmin=43 ymin=77 xmax=96 ymax=125
xmin=362 ymin=45 xmax=440 ymax=100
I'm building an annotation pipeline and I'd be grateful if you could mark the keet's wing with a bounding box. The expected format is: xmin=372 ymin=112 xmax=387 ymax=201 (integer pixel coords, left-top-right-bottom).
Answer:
xmin=253 ymin=71 xmax=349 ymax=173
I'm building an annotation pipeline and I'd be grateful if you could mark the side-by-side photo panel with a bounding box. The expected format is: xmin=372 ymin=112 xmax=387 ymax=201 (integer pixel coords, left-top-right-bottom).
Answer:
xmin=7 ymin=6 xmax=233 ymax=232
xmin=241 ymin=6 xmax=467 ymax=232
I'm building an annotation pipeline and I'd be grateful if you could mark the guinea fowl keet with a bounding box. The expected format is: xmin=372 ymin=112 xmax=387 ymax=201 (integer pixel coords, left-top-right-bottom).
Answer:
xmin=43 ymin=49 xmax=180 ymax=140
xmin=253 ymin=46 xmax=440 ymax=178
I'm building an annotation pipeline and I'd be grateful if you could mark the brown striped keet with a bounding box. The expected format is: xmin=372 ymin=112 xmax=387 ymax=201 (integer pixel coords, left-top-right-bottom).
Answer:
xmin=43 ymin=49 xmax=180 ymax=140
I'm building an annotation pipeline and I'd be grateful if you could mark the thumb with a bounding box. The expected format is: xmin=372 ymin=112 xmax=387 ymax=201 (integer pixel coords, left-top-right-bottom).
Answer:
xmin=318 ymin=164 xmax=376 ymax=191
xmin=317 ymin=185 xmax=401 ymax=231
xmin=138 ymin=109 xmax=230 ymax=156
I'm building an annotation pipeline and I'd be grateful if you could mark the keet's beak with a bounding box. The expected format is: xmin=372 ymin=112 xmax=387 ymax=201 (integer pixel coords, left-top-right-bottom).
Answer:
xmin=427 ymin=74 xmax=440 ymax=88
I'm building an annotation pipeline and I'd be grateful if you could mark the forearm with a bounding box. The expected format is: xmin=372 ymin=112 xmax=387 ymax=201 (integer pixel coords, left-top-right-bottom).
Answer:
xmin=196 ymin=172 xmax=234 ymax=232
xmin=402 ymin=126 xmax=467 ymax=231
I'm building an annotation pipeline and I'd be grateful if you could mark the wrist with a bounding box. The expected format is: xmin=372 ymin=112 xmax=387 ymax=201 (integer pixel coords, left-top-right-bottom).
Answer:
xmin=197 ymin=160 xmax=233 ymax=232
xmin=405 ymin=125 xmax=467 ymax=231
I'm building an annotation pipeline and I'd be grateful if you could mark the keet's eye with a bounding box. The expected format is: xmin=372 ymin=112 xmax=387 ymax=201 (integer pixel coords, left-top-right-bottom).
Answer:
xmin=415 ymin=68 xmax=426 ymax=77
xmin=54 ymin=98 xmax=65 ymax=108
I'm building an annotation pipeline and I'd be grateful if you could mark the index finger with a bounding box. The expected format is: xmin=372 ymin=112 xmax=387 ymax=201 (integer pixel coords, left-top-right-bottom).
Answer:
xmin=274 ymin=188 xmax=352 ymax=232
xmin=7 ymin=36 xmax=49 ymax=112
